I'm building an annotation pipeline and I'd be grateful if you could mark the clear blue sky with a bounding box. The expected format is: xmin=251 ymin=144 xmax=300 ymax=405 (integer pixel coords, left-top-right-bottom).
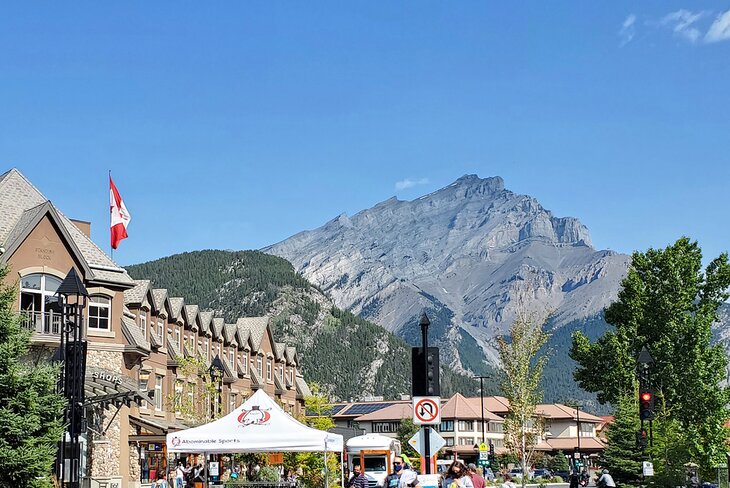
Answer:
xmin=2 ymin=2 xmax=728 ymax=266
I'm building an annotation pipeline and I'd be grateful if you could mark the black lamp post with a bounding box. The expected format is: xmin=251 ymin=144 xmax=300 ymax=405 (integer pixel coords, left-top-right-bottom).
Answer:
xmin=209 ymin=356 xmax=225 ymax=418
xmin=475 ymin=376 xmax=492 ymax=445
xmin=55 ymin=268 xmax=89 ymax=488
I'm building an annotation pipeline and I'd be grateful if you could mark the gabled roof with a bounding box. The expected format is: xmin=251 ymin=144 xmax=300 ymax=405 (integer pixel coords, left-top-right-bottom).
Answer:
xmin=168 ymin=297 xmax=185 ymax=322
xmin=211 ymin=318 xmax=224 ymax=340
xmin=124 ymin=280 xmax=151 ymax=306
xmin=441 ymin=393 xmax=502 ymax=421
xmin=151 ymin=289 xmax=169 ymax=317
xmin=167 ymin=336 xmax=182 ymax=361
xmin=149 ymin=330 xmax=163 ymax=349
xmin=274 ymin=373 xmax=285 ymax=393
xmin=536 ymin=404 xmax=603 ymax=423
xmin=274 ymin=342 xmax=286 ymax=361
xmin=250 ymin=365 xmax=264 ymax=389
xmin=466 ymin=396 xmax=511 ymax=415
xmin=0 ymin=168 xmax=133 ymax=287
xmin=184 ymin=305 xmax=199 ymax=331
xmin=236 ymin=316 xmax=269 ymax=352
xmin=286 ymin=346 xmax=298 ymax=366
xmin=236 ymin=318 xmax=252 ymax=350
xmin=198 ymin=311 xmax=214 ymax=335
xmin=223 ymin=323 xmax=238 ymax=346
xmin=295 ymin=375 xmax=312 ymax=398
xmin=353 ymin=403 xmax=413 ymax=422
xmin=121 ymin=316 xmax=151 ymax=354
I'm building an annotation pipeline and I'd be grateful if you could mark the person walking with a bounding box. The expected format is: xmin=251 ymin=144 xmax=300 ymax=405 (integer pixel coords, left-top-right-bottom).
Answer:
xmin=175 ymin=462 xmax=185 ymax=488
xmin=500 ymin=474 xmax=516 ymax=488
xmin=398 ymin=455 xmax=421 ymax=488
xmin=467 ymin=464 xmax=485 ymax=488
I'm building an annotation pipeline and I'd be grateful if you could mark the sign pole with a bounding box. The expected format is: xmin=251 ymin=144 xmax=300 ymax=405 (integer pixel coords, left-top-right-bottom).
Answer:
xmin=421 ymin=314 xmax=431 ymax=475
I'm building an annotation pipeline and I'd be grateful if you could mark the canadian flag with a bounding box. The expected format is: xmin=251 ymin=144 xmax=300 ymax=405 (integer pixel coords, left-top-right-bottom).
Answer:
xmin=110 ymin=176 xmax=131 ymax=250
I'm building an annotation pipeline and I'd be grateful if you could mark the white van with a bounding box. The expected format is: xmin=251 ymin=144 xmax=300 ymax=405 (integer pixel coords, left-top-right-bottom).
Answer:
xmin=346 ymin=434 xmax=402 ymax=488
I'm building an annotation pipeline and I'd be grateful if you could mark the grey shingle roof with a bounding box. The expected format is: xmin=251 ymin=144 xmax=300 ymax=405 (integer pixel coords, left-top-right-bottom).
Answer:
xmin=211 ymin=318 xmax=224 ymax=339
xmin=223 ymin=323 xmax=238 ymax=346
xmin=274 ymin=342 xmax=286 ymax=361
xmin=295 ymin=375 xmax=312 ymax=397
xmin=184 ymin=305 xmax=199 ymax=329
xmin=124 ymin=280 xmax=151 ymax=305
xmin=274 ymin=373 xmax=285 ymax=392
xmin=286 ymin=346 xmax=298 ymax=366
xmin=0 ymin=168 xmax=134 ymax=286
xmin=236 ymin=316 xmax=269 ymax=352
xmin=151 ymin=289 xmax=168 ymax=315
xmin=236 ymin=318 xmax=252 ymax=349
xmin=167 ymin=337 xmax=181 ymax=360
xmin=149 ymin=331 xmax=163 ymax=349
xmin=250 ymin=366 xmax=264 ymax=387
xmin=198 ymin=311 xmax=213 ymax=335
xmin=121 ymin=316 xmax=151 ymax=353
xmin=168 ymin=298 xmax=184 ymax=321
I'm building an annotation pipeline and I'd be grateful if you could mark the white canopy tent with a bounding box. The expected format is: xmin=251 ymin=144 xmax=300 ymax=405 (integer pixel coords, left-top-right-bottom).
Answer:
xmin=167 ymin=389 xmax=343 ymax=453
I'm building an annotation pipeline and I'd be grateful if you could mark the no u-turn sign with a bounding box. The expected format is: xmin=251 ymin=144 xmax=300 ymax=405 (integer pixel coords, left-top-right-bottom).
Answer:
xmin=413 ymin=396 xmax=441 ymax=425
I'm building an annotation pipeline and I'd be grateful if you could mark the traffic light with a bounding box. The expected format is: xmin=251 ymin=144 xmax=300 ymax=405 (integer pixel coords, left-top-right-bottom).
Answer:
xmin=489 ymin=442 xmax=495 ymax=462
xmin=636 ymin=428 xmax=648 ymax=449
xmin=639 ymin=387 xmax=654 ymax=421
xmin=411 ymin=347 xmax=440 ymax=396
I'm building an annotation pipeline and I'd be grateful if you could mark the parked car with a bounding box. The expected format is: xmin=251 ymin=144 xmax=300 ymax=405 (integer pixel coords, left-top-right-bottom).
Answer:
xmin=553 ymin=470 xmax=570 ymax=481
xmin=533 ymin=469 xmax=552 ymax=479
xmin=508 ymin=468 xmax=529 ymax=479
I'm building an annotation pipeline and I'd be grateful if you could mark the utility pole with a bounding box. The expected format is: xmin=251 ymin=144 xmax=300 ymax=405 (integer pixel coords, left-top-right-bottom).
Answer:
xmin=475 ymin=376 xmax=492 ymax=445
xmin=421 ymin=314 xmax=432 ymax=475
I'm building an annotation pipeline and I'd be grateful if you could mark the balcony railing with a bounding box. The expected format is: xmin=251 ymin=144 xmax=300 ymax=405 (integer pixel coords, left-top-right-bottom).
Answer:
xmin=20 ymin=310 xmax=63 ymax=335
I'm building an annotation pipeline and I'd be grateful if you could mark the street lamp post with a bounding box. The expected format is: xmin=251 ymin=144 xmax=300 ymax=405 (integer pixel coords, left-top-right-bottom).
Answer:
xmin=55 ymin=268 xmax=89 ymax=488
xmin=420 ymin=313 xmax=432 ymax=475
xmin=475 ymin=376 xmax=491 ymax=445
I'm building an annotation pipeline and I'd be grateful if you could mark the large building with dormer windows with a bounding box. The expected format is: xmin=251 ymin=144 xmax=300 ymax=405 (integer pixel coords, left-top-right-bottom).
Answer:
xmin=0 ymin=168 xmax=311 ymax=488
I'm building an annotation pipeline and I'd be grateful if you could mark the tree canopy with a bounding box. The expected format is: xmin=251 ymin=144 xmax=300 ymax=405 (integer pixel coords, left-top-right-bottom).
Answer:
xmin=0 ymin=265 xmax=65 ymax=487
xmin=570 ymin=237 xmax=730 ymax=469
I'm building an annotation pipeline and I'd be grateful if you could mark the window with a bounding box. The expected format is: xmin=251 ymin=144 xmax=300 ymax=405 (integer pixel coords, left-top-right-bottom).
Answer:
xmin=88 ymin=296 xmax=111 ymax=330
xmin=229 ymin=349 xmax=236 ymax=367
xmin=278 ymin=365 xmax=284 ymax=381
xmin=458 ymin=420 xmax=474 ymax=431
xmin=288 ymin=368 xmax=293 ymax=384
xmin=187 ymin=382 xmax=195 ymax=411
xmin=445 ymin=437 xmax=455 ymax=447
xmin=204 ymin=339 xmax=209 ymax=360
xmin=140 ymin=313 xmax=147 ymax=336
xmin=267 ymin=360 xmax=272 ymax=381
xmin=157 ymin=320 xmax=164 ymax=339
xmin=19 ymin=273 xmax=63 ymax=334
xmin=257 ymin=357 xmax=263 ymax=376
xmin=175 ymin=381 xmax=183 ymax=414
xmin=440 ymin=420 xmax=454 ymax=432
xmin=458 ymin=437 xmax=474 ymax=446
xmin=488 ymin=422 xmax=504 ymax=433
xmin=372 ymin=421 xmax=400 ymax=433
xmin=139 ymin=372 xmax=150 ymax=394
xmin=242 ymin=352 xmax=248 ymax=374
xmin=229 ymin=393 xmax=238 ymax=413
xmin=154 ymin=375 xmax=164 ymax=411
xmin=175 ymin=328 xmax=181 ymax=346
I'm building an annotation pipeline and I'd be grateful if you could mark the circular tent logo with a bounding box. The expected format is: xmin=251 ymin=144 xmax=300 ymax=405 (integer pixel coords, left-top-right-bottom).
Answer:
xmin=237 ymin=405 xmax=271 ymax=427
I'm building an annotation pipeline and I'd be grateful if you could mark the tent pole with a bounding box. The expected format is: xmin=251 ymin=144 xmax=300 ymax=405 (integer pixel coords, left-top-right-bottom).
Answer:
xmin=204 ymin=451 xmax=208 ymax=487
xmin=323 ymin=440 xmax=328 ymax=488
xmin=340 ymin=451 xmax=344 ymax=488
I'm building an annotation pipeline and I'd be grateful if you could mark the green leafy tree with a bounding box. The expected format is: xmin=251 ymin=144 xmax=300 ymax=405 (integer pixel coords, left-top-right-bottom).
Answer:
xmin=547 ymin=451 xmax=570 ymax=473
xmin=601 ymin=394 xmax=643 ymax=488
xmin=284 ymin=384 xmax=340 ymax=488
xmin=0 ymin=265 xmax=65 ymax=488
xmin=397 ymin=418 xmax=420 ymax=470
xmin=571 ymin=238 xmax=730 ymax=472
xmin=498 ymin=310 xmax=550 ymax=488
xmin=169 ymin=355 xmax=224 ymax=426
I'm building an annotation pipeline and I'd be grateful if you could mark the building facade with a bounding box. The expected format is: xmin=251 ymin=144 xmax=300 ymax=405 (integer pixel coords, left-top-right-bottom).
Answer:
xmin=0 ymin=168 xmax=311 ymax=488
xmin=330 ymin=394 xmax=604 ymax=461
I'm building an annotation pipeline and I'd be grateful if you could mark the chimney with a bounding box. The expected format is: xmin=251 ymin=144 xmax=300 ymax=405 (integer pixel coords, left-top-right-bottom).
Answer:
xmin=71 ymin=219 xmax=91 ymax=238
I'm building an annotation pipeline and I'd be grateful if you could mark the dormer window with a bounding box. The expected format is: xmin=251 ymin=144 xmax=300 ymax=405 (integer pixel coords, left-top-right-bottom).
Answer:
xmin=140 ymin=313 xmax=147 ymax=336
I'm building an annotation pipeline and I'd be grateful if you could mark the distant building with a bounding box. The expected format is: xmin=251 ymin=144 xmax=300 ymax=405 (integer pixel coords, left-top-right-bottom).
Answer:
xmin=0 ymin=168 xmax=311 ymax=488
xmin=328 ymin=394 xmax=604 ymax=461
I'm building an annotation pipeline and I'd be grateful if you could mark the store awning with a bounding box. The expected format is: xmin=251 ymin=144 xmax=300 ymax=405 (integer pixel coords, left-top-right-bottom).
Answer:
xmin=84 ymin=366 xmax=154 ymax=408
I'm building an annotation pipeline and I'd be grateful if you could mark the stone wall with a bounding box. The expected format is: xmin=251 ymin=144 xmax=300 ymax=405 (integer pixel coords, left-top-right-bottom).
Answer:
xmin=86 ymin=349 xmax=124 ymax=482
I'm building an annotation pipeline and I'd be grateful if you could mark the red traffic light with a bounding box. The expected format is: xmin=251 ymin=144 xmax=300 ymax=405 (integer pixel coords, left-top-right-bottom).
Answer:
xmin=641 ymin=392 xmax=652 ymax=402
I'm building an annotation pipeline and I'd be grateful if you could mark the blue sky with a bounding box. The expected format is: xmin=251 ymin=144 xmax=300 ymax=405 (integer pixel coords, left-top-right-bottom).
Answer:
xmin=1 ymin=2 xmax=729 ymax=266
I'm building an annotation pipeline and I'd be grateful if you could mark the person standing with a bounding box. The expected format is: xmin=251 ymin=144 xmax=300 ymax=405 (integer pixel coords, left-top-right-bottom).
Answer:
xmin=443 ymin=461 xmax=474 ymax=488
xmin=384 ymin=456 xmax=405 ymax=488
xmin=348 ymin=463 xmax=369 ymax=488
xmin=175 ymin=462 xmax=185 ymax=488
xmin=467 ymin=464 xmax=485 ymax=488
xmin=500 ymin=474 xmax=516 ymax=488
xmin=398 ymin=455 xmax=421 ymax=488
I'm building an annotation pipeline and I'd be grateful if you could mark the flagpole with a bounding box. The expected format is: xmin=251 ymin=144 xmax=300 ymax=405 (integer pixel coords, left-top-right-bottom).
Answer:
xmin=109 ymin=170 xmax=113 ymax=261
